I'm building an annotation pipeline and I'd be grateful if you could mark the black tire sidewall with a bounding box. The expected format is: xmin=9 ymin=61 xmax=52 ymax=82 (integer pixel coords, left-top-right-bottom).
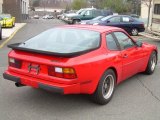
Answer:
xmin=145 ymin=51 xmax=157 ymax=74
xmin=73 ymin=19 xmax=80 ymax=24
xmin=91 ymin=69 xmax=116 ymax=105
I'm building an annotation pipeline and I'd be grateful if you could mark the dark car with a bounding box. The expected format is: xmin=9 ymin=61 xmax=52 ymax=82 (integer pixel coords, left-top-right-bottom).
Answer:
xmin=80 ymin=16 xmax=104 ymax=24
xmin=87 ymin=15 xmax=145 ymax=36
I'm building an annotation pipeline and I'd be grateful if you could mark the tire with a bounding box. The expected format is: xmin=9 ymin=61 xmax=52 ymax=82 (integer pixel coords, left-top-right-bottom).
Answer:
xmin=91 ymin=69 xmax=116 ymax=105
xmin=13 ymin=22 xmax=15 ymax=27
xmin=72 ymin=19 xmax=80 ymax=24
xmin=131 ymin=28 xmax=138 ymax=36
xmin=145 ymin=51 xmax=157 ymax=75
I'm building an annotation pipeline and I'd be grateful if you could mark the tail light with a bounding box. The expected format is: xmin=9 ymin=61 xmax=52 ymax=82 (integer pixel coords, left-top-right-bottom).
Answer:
xmin=9 ymin=58 xmax=22 ymax=69
xmin=48 ymin=66 xmax=77 ymax=79
xmin=141 ymin=24 xmax=144 ymax=28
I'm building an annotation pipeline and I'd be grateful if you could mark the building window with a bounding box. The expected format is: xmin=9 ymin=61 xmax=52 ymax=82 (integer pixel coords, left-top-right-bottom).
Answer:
xmin=154 ymin=4 xmax=160 ymax=15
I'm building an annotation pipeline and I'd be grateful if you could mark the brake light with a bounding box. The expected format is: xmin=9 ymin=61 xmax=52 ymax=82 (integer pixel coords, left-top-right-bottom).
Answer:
xmin=141 ymin=24 xmax=144 ymax=28
xmin=9 ymin=58 xmax=22 ymax=69
xmin=48 ymin=66 xmax=77 ymax=79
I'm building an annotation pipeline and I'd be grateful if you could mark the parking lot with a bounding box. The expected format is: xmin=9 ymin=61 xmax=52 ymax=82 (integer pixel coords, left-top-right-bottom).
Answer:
xmin=0 ymin=19 xmax=160 ymax=120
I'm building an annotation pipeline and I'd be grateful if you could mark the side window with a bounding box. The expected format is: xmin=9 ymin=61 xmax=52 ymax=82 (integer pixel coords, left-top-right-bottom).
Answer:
xmin=94 ymin=10 xmax=101 ymax=16
xmin=106 ymin=34 xmax=119 ymax=50
xmin=85 ymin=10 xmax=92 ymax=16
xmin=108 ymin=17 xmax=121 ymax=23
xmin=122 ymin=17 xmax=134 ymax=22
xmin=114 ymin=32 xmax=135 ymax=49
xmin=122 ymin=17 xmax=130 ymax=22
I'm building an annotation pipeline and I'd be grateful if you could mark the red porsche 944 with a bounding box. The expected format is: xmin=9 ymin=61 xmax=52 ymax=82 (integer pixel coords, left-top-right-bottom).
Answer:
xmin=3 ymin=25 xmax=158 ymax=104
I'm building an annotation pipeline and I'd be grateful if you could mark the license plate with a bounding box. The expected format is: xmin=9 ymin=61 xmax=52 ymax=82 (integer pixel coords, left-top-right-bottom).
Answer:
xmin=28 ymin=63 xmax=40 ymax=75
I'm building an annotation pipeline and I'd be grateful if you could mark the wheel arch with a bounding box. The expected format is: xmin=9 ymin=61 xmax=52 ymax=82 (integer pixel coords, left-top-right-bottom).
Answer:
xmin=107 ymin=67 xmax=118 ymax=84
xmin=73 ymin=18 xmax=81 ymax=22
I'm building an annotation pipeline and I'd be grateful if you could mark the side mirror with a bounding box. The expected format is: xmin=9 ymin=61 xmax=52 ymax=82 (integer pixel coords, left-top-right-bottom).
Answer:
xmin=136 ymin=41 xmax=143 ymax=47
xmin=106 ymin=20 xmax=110 ymax=23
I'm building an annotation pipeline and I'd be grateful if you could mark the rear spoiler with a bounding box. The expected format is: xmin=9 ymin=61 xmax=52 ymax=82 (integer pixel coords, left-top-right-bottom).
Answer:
xmin=8 ymin=43 xmax=97 ymax=58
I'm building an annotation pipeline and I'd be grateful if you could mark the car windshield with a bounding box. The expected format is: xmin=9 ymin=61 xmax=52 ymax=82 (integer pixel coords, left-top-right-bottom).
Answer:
xmin=19 ymin=28 xmax=100 ymax=54
xmin=80 ymin=10 xmax=87 ymax=15
xmin=76 ymin=9 xmax=84 ymax=14
xmin=92 ymin=16 xmax=104 ymax=20
xmin=0 ymin=14 xmax=11 ymax=19
xmin=101 ymin=15 xmax=112 ymax=21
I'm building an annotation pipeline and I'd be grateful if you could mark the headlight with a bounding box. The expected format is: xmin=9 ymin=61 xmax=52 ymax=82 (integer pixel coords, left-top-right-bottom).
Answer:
xmin=93 ymin=23 xmax=99 ymax=25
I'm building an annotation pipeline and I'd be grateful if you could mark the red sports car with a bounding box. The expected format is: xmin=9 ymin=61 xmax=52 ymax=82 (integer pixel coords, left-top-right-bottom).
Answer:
xmin=3 ymin=25 xmax=158 ymax=105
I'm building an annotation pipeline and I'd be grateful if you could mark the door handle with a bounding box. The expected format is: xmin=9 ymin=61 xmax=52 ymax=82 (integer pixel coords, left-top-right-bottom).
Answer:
xmin=123 ymin=54 xmax=128 ymax=58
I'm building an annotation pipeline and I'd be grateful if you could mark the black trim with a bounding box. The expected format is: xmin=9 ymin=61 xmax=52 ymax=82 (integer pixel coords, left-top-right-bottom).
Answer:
xmin=39 ymin=83 xmax=64 ymax=94
xmin=8 ymin=43 xmax=99 ymax=58
xmin=3 ymin=73 xmax=20 ymax=83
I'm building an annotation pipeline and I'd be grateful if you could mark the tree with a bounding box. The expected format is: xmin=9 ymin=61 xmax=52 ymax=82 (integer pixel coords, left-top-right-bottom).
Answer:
xmin=102 ymin=0 xmax=132 ymax=13
xmin=71 ymin=0 xmax=88 ymax=10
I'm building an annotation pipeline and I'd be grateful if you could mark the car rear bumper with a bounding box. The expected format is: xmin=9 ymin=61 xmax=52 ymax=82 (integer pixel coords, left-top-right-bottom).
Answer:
xmin=3 ymin=71 xmax=81 ymax=94
xmin=138 ymin=28 xmax=145 ymax=32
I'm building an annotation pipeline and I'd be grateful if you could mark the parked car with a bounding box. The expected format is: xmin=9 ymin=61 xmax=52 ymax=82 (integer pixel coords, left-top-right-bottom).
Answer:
xmin=3 ymin=25 xmax=158 ymax=105
xmin=81 ymin=16 xmax=104 ymax=24
xmin=64 ymin=8 xmax=112 ymax=24
xmin=57 ymin=9 xmax=82 ymax=20
xmin=0 ymin=24 xmax=2 ymax=40
xmin=61 ymin=8 xmax=86 ymax=21
xmin=64 ymin=8 xmax=113 ymax=24
xmin=33 ymin=15 xmax=39 ymax=19
xmin=87 ymin=15 xmax=145 ymax=36
xmin=43 ymin=15 xmax=54 ymax=19
xmin=0 ymin=14 xmax=15 ymax=28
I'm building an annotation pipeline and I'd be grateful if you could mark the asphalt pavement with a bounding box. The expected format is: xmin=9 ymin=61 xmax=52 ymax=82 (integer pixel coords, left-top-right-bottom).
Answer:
xmin=0 ymin=19 xmax=160 ymax=120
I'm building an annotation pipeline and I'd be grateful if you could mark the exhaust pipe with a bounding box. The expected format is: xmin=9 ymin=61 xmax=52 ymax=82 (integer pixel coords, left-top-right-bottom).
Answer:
xmin=15 ymin=82 xmax=25 ymax=87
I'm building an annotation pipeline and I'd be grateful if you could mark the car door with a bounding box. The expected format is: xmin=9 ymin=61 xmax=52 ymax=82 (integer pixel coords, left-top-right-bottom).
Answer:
xmin=113 ymin=32 xmax=145 ymax=81
xmin=120 ymin=16 xmax=134 ymax=33
xmin=82 ymin=10 xmax=93 ymax=20
xmin=105 ymin=33 xmax=123 ymax=82
xmin=105 ymin=16 xmax=121 ymax=28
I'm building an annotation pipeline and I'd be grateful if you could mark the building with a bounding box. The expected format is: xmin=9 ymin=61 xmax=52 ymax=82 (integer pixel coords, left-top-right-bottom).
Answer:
xmin=0 ymin=0 xmax=3 ymax=13
xmin=151 ymin=0 xmax=160 ymax=32
xmin=141 ymin=0 xmax=160 ymax=33
xmin=141 ymin=1 xmax=154 ymax=27
xmin=3 ymin=0 xmax=29 ymax=22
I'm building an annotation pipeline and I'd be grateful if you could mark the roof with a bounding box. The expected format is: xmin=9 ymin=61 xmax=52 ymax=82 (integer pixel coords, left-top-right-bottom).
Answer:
xmin=58 ymin=25 xmax=123 ymax=33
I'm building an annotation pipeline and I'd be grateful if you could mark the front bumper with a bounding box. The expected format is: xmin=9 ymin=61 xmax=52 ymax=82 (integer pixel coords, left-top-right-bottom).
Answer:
xmin=3 ymin=71 xmax=80 ymax=94
xmin=1 ymin=23 xmax=13 ymax=27
xmin=64 ymin=18 xmax=73 ymax=24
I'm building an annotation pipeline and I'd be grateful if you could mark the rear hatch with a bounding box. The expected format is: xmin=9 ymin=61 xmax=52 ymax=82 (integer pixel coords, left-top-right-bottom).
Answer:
xmin=7 ymin=27 xmax=101 ymax=84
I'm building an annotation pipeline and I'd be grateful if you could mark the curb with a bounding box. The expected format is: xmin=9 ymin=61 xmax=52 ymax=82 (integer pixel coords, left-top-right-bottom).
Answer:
xmin=0 ymin=23 xmax=26 ymax=49
xmin=139 ymin=33 xmax=160 ymax=41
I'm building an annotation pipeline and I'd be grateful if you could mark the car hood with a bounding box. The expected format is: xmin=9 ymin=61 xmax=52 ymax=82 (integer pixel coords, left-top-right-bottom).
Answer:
xmin=65 ymin=13 xmax=80 ymax=17
xmin=0 ymin=18 xmax=12 ymax=22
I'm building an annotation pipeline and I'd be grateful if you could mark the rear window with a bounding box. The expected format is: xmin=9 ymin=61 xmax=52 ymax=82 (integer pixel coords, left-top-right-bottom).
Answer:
xmin=19 ymin=28 xmax=100 ymax=54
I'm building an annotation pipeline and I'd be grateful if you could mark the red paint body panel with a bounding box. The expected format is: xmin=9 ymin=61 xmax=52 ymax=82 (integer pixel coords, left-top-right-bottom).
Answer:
xmin=4 ymin=25 xmax=158 ymax=94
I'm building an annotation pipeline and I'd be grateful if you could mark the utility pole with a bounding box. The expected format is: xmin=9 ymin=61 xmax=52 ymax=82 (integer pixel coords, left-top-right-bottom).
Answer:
xmin=147 ymin=0 xmax=152 ymax=28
